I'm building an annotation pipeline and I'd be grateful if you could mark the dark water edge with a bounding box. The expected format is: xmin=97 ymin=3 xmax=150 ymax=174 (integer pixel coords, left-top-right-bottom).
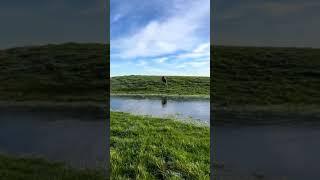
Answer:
xmin=212 ymin=107 xmax=320 ymax=180
xmin=214 ymin=126 xmax=320 ymax=180
xmin=0 ymin=105 xmax=107 ymax=169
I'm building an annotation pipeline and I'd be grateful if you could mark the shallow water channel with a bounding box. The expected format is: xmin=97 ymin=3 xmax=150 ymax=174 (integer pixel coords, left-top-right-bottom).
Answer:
xmin=110 ymin=96 xmax=210 ymax=124
xmin=215 ymin=125 xmax=320 ymax=179
xmin=0 ymin=106 xmax=106 ymax=169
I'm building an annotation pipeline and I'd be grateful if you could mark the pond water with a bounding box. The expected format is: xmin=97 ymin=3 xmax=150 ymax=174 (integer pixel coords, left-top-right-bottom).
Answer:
xmin=3 ymin=99 xmax=318 ymax=179
xmin=215 ymin=125 xmax=320 ymax=179
xmin=110 ymin=96 xmax=210 ymax=124
xmin=0 ymin=106 xmax=106 ymax=169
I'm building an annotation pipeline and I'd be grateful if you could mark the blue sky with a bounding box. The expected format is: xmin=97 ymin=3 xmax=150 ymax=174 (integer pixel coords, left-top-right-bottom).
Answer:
xmin=110 ymin=0 xmax=210 ymax=77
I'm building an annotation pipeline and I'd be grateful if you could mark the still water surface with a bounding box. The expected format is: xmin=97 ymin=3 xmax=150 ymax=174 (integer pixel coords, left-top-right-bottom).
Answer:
xmin=110 ymin=96 xmax=210 ymax=124
xmin=0 ymin=106 xmax=106 ymax=169
xmin=215 ymin=125 xmax=320 ymax=179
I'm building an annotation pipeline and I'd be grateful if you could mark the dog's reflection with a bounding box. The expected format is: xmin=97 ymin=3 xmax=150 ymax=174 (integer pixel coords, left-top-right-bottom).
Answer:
xmin=161 ymin=97 xmax=167 ymax=108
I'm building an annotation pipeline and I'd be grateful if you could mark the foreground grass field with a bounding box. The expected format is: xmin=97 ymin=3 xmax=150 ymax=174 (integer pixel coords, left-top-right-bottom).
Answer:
xmin=0 ymin=154 xmax=104 ymax=180
xmin=111 ymin=112 xmax=210 ymax=179
xmin=111 ymin=75 xmax=210 ymax=98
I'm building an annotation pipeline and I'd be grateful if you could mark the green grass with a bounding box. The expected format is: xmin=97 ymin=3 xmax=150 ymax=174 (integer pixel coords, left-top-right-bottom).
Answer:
xmin=111 ymin=75 xmax=210 ymax=98
xmin=212 ymin=46 xmax=320 ymax=106
xmin=110 ymin=112 xmax=210 ymax=179
xmin=0 ymin=43 xmax=108 ymax=102
xmin=212 ymin=46 xmax=320 ymax=124
xmin=0 ymin=154 xmax=105 ymax=180
xmin=2 ymin=43 xmax=319 ymax=105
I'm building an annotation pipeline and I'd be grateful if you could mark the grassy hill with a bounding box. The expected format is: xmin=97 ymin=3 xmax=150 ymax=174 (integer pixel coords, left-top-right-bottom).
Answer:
xmin=0 ymin=43 xmax=108 ymax=102
xmin=212 ymin=46 xmax=320 ymax=106
xmin=212 ymin=46 xmax=320 ymax=125
xmin=2 ymin=43 xmax=319 ymax=105
xmin=111 ymin=75 xmax=210 ymax=97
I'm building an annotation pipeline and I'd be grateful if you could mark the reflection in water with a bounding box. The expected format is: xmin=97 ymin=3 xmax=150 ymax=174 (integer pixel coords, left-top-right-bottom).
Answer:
xmin=161 ymin=97 xmax=167 ymax=108
xmin=111 ymin=96 xmax=209 ymax=124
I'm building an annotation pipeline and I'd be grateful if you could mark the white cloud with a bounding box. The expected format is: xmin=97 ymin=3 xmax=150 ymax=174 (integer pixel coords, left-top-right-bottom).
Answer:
xmin=111 ymin=0 xmax=210 ymax=77
xmin=177 ymin=60 xmax=209 ymax=68
xmin=175 ymin=42 xmax=210 ymax=60
xmin=112 ymin=0 xmax=210 ymax=59
xmin=137 ymin=60 xmax=148 ymax=66
xmin=193 ymin=42 xmax=210 ymax=53
xmin=111 ymin=40 xmax=210 ymax=76
xmin=154 ymin=57 xmax=169 ymax=63
xmin=111 ymin=13 xmax=123 ymax=23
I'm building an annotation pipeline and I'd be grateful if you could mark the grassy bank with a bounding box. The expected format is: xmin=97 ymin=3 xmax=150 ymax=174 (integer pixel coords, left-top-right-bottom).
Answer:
xmin=110 ymin=112 xmax=210 ymax=179
xmin=212 ymin=46 xmax=320 ymax=106
xmin=0 ymin=154 xmax=104 ymax=180
xmin=0 ymin=43 xmax=108 ymax=102
xmin=212 ymin=46 xmax=320 ymax=124
xmin=111 ymin=75 xmax=210 ymax=98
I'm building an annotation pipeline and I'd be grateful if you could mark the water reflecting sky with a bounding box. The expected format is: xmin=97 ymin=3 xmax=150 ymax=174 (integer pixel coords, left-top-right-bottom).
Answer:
xmin=110 ymin=96 xmax=210 ymax=124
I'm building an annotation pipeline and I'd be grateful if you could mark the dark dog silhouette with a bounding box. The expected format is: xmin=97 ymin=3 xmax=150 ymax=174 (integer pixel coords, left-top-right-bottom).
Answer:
xmin=161 ymin=76 xmax=167 ymax=86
